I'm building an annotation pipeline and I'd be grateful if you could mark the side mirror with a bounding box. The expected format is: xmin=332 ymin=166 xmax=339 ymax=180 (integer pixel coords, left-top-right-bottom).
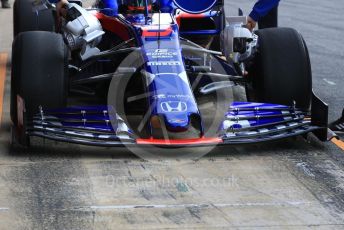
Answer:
xmin=238 ymin=8 xmax=243 ymax=16
xmin=68 ymin=0 xmax=82 ymax=7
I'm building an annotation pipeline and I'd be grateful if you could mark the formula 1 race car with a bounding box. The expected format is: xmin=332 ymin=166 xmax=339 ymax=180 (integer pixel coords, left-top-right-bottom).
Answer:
xmin=10 ymin=0 xmax=330 ymax=148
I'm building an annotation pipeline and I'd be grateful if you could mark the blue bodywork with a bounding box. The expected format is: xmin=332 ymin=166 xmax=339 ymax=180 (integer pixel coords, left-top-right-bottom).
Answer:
xmin=173 ymin=0 xmax=218 ymax=14
xmin=139 ymin=24 xmax=200 ymax=132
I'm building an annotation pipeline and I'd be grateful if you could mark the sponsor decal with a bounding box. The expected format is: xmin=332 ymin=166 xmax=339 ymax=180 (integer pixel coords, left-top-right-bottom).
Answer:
xmin=152 ymin=94 xmax=191 ymax=100
xmin=168 ymin=119 xmax=188 ymax=124
xmin=161 ymin=101 xmax=188 ymax=113
xmin=147 ymin=61 xmax=181 ymax=66
xmin=146 ymin=49 xmax=178 ymax=59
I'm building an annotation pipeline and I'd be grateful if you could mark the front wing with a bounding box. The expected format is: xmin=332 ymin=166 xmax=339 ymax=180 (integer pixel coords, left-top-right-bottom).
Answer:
xmin=24 ymin=94 xmax=329 ymax=147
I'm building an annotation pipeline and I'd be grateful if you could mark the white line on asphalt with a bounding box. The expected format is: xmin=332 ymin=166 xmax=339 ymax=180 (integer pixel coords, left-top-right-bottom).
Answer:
xmin=70 ymin=201 xmax=312 ymax=211
xmin=323 ymin=78 xmax=336 ymax=85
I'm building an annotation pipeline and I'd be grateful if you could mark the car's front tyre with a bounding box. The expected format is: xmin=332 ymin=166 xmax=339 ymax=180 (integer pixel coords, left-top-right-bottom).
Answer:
xmin=11 ymin=31 xmax=68 ymax=145
xmin=249 ymin=27 xmax=312 ymax=110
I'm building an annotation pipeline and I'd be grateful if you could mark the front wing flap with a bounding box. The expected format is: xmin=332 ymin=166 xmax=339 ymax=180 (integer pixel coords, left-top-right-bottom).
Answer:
xmin=27 ymin=106 xmax=135 ymax=147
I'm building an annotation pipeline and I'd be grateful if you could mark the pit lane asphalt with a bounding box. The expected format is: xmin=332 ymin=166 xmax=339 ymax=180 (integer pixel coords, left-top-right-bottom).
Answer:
xmin=0 ymin=0 xmax=343 ymax=229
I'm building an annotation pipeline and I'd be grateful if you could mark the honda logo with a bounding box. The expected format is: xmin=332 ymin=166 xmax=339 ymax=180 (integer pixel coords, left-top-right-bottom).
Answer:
xmin=161 ymin=101 xmax=187 ymax=113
